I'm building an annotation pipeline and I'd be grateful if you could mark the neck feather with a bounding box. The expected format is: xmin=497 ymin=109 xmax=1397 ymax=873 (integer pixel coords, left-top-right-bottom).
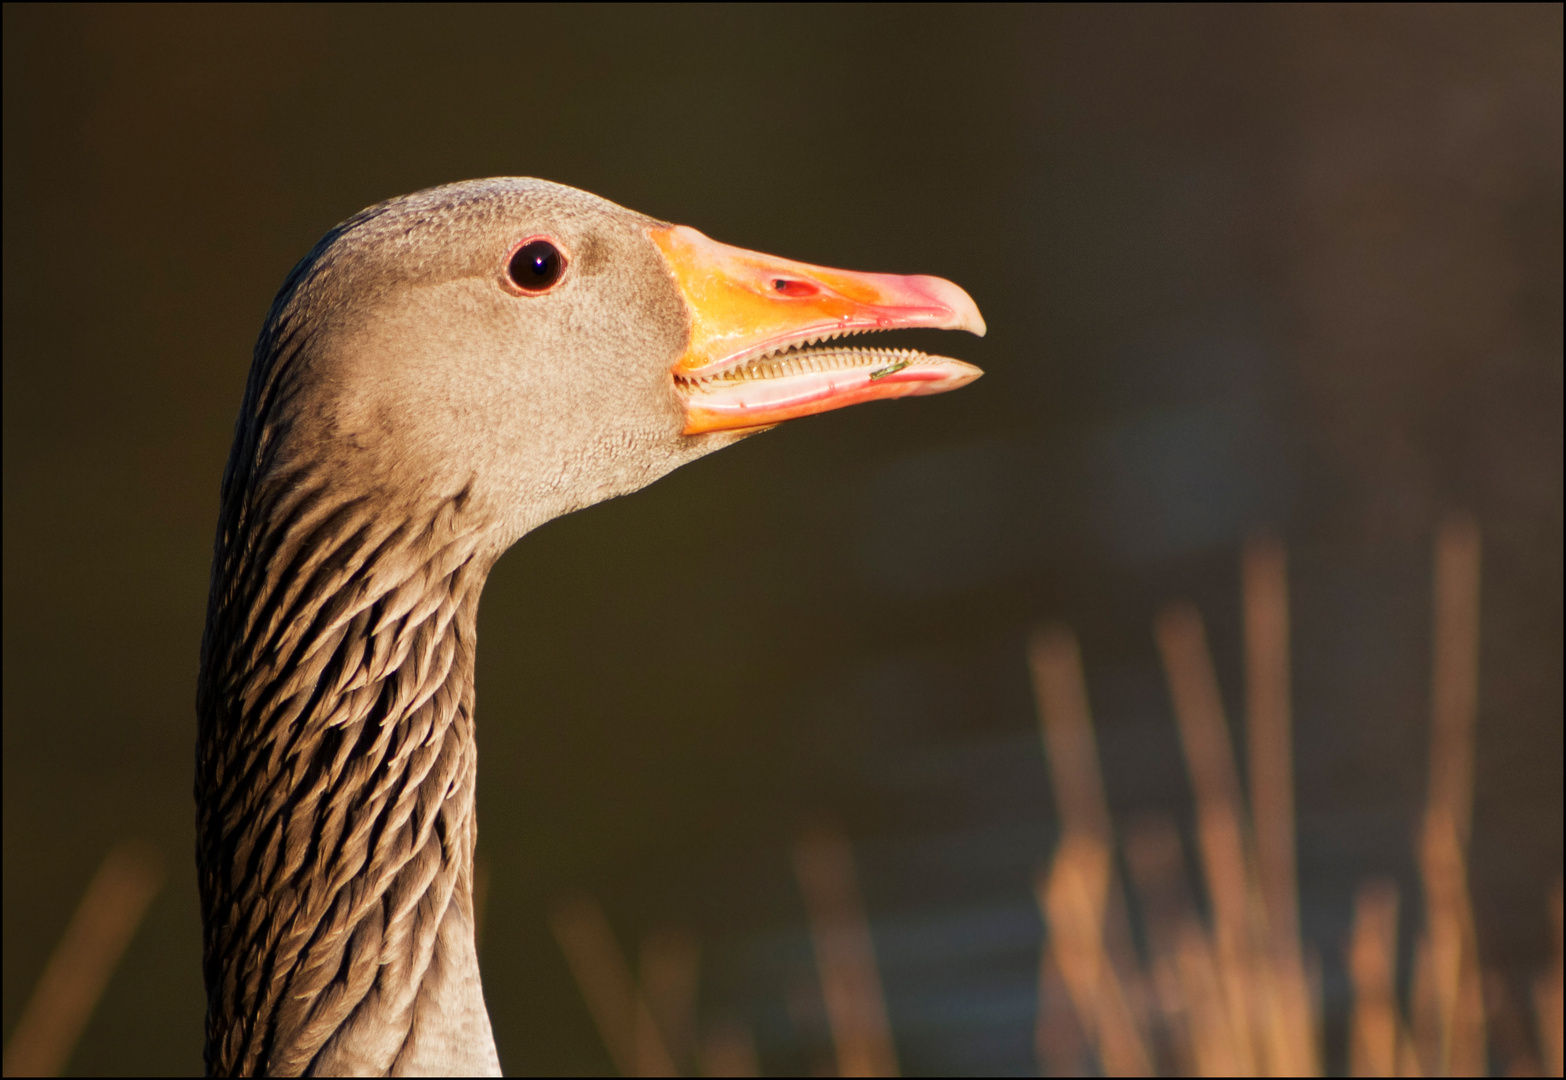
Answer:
xmin=197 ymin=461 xmax=501 ymax=1076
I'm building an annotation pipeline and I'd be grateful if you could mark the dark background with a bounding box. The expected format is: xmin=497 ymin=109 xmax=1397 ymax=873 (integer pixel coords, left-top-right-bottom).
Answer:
xmin=3 ymin=4 xmax=1560 ymax=1075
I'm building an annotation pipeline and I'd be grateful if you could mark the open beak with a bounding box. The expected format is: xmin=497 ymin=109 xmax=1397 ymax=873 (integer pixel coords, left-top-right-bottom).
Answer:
xmin=649 ymin=225 xmax=985 ymax=434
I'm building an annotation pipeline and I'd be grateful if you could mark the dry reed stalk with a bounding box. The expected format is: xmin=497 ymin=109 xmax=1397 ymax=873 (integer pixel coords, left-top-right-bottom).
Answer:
xmin=550 ymin=895 xmax=678 ymax=1077
xmin=1347 ymin=879 xmax=1406 ymax=1076
xmin=1244 ymin=534 xmax=1299 ymax=948
xmin=1414 ymin=811 xmax=1487 ymax=1075
xmin=1243 ymin=536 xmax=1319 ymax=1076
xmin=1197 ymin=805 xmax=1265 ymax=1074
xmin=792 ymin=829 xmax=900 ymax=1078
xmin=1157 ymin=601 xmax=1324 ymax=1075
xmin=1535 ymin=882 xmax=1564 ymax=1076
xmin=699 ymin=1022 xmax=760 ymax=1077
xmin=1 ymin=841 xmax=163 ymax=1078
xmin=1405 ymin=515 xmax=1488 ymax=1077
xmin=1038 ymin=834 xmax=1154 ymax=1076
xmin=641 ymin=930 xmax=700 ymax=1075
xmin=1030 ymin=627 xmax=1115 ymax=846
xmin=1019 ymin=519 xmax=1555 ymax=1077
xmin=1173 ymin=921 xmax=1246 ymax=1076
xmin=1029 ymin=626 xmax=1148 ymax=1028
xmin=1156 ymin=605 xmax=1266 ymax=1074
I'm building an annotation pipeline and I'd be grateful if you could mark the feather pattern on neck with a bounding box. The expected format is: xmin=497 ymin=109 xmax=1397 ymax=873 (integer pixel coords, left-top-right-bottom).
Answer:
xmin=198 ymin=259 xmax=503 ymax=1074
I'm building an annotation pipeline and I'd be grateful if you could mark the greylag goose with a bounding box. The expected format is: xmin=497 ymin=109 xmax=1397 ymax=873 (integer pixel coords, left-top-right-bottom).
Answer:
xmin=196 ymin=178 xmax=983 ymax=1075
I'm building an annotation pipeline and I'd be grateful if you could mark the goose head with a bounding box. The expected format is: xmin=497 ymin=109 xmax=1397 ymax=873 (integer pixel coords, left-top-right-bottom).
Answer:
xmin=249 ymin=177 xmax=984 ymax=551
xmin=199 ymin=177 xmax=984 ymax=1075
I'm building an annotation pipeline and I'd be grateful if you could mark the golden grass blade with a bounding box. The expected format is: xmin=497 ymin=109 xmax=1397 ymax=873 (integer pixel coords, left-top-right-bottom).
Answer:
xmin=1411 ymin=516 xmax=1486 ymax=1077
xmin=1417 ymin=811 xmax=1487 ymax=1076
xmin=1244 ymin=535 xmax=1300 ymax=950
xmin=1347 ymin=879 xmax=1403 ymax=1077
xmin=641 ymin=930 xmax=700 ymax=1075
xmin=1156 ymin=604 xmax=1249 ymax=849
xmin=1 ymin=841 xmax=163 ymax=1079
xmin=1429 ymin=515 xmax=1481 ymax=848
xmin=1030 ymin=624 xmax=1147 ymax=1017
xmin=1030 ymin=626 xmax=1114 ymax=846
xmin=1197 ymin=805 xmax=1264 ymax=1074
xmin=1242 ymin=536 xmax=1319 ymax=1075
xmin=550 ymin=894 xmax=678 ymax=1077
xmin=1173 ymin=921 xmax=1245 ymax=1077
xmin=1156 ymin=605 xmax=1262 ymax=1074
xmin=792 ymin=829 xmax=900 ymax=1078
xmin=1243 ymin=534 xmax=1298 ymax=947
xmin=1039 ymin=834 xmax=1155 ymax=1076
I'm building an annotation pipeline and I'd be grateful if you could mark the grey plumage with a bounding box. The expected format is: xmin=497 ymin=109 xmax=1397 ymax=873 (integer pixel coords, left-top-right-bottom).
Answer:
xmin=197 ymin=175 xmax=983 ymax=1076
xmin=197 ymin=180 xmax=749 ymax=1075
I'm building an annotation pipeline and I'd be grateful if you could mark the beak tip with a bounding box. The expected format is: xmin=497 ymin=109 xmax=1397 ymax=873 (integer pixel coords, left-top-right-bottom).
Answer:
xmin=957 ymin=298 xmax=986 ymax=338
xmin=915 ymin=274 xmax=986 ymax=337
xmin=921 ymin=358 xmax=984 ymax=394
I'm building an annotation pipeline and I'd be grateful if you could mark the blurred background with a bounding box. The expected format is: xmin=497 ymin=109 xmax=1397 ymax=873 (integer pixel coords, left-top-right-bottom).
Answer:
xmin=3 ymin=4 xmax=1560 ymax=1076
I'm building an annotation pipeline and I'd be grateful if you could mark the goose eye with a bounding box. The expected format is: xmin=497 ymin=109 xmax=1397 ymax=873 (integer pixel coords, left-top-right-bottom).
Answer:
xmin=507 ymin=239 xmax=564 ymax=292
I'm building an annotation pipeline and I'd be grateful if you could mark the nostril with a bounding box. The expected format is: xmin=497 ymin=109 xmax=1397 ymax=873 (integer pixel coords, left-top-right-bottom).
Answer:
xmin=772 ymin=278 xmax=819 ymax=298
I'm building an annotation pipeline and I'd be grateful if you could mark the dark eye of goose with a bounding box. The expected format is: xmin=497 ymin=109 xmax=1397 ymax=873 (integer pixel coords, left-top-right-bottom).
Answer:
xmin=507 ymin=239 xmax=564 ymax=292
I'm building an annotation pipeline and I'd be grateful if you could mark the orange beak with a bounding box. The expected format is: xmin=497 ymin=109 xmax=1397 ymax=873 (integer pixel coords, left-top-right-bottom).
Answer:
xmin=649 ymin=225 xmax=985 ymax=434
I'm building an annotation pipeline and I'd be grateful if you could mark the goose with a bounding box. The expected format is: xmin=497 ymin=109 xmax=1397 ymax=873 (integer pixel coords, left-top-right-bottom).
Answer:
xmin=195 ymin=178 xmax=984 ymax=1076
